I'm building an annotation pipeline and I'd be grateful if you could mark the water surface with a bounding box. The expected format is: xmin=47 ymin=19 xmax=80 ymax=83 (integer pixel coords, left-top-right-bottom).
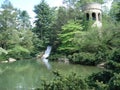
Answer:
xmin=0 ymin=60 xmax=103 ymax=90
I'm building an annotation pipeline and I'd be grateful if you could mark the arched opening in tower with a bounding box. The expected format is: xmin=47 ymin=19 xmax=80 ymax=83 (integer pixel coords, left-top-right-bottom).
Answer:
xmin=86 ymin=13 xmax=89 ymax=20
xmin=92 ymin=12 xmax=96 ymax=20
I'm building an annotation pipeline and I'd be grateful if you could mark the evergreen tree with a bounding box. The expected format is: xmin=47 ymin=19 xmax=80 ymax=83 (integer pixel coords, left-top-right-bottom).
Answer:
xmin=0 ymin=0 xmax=34 ymax=59
xmin=0 ymin=0 xmax=19 ymax=49
xmin=33 ymin=0 xmax=53 ymax=47
xmin=18 ymin=10 xmax=31 ymax=30
xmin=115 ymin=2 xmax=120 ymax=21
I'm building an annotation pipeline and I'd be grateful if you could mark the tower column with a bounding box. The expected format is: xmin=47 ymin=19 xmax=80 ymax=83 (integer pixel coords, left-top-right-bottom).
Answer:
xmin=96 ymin=12 xmax=98 ymax=21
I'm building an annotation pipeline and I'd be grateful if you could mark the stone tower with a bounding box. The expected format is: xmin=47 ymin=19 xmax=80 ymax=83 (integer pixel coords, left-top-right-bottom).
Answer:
xmin=82 ymin=3 xmax=102 ymax=28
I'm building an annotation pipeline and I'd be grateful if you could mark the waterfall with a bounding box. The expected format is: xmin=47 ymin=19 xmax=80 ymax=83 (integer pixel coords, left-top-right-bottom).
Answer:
xmin=41 ymin=46 xmax=52 ymax=69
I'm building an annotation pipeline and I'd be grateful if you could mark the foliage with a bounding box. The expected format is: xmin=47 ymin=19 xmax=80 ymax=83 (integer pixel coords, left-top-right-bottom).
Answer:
xmin=115 ymin=2 xmax=120 ymax=21
xmin=0 ymin=0 xmax=34 ymax=59
xmin=87 ymin=70 xmax=114 ymax=89
xmin=70 ymin=21 xmax=120 ymax=65
xmin=86 ymin=28 xmax=120 ymax=89
xmin=33 ymin=0 xmax=54 ymax=47
xmin=0 ymin=47 xmax=8 ymax=61
xmin=49 ymin=53 xmax=62 ymax=61
xmin=88 ymin=70 xmax=120 ymax=90
xmin=8 ymin=45 xmax=30 ymax=60
xmin=18 ymin=10 xmax=31 ymax=30
xmin=68 ymin=52 xmax=96 ymax=65
xmin=19 ymin=30 xmax=34 ymax=51
xmin=31 ymin=34 xmax=44 ymax=55
xmin=0 ymin=47 xmax=8 ymax=55
xmin=105 ymin=48 xmax=120 ymax=73
xmin=58 ymin=20 xmax=83 ymax=54
xmin=110 ymin=49 xmax=120 ymax=63
xmin=94 ymin=80 xmax=109 ymax=90
xmin=0 ymin=0 xmax=119 ymax=89
xmin=0 ymin=0 xmax=18 ymax=49
xmin=50 ymin=1 xmax=84 ymax=52
xmin=110 ymin=2 xmax=120 ymax=22
xmin=55 ymin=7 xmax=68 ymax=31
xmin=109 ymin=73 xmax=120 ymax=90
xmin=38 ymin=70 xmax=88 ymax=90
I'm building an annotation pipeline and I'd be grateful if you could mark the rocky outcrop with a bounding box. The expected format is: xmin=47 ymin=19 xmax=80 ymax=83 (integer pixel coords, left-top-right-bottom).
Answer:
xmin=1 ymin=58 xmax=16 ymax=63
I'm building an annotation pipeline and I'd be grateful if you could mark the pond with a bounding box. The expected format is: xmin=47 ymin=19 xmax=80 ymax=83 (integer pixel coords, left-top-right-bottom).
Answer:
xmin=0 ymin=60 xmax=103 ymax=90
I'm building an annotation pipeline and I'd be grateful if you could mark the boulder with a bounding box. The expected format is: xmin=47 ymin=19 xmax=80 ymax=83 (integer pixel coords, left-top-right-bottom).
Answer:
xmin=8 ymin=58 xmax=16 ymax=63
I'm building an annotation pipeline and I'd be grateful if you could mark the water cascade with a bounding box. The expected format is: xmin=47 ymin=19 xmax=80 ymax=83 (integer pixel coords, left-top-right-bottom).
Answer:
xmin=41 ymin=46 xmax=52 ymax=69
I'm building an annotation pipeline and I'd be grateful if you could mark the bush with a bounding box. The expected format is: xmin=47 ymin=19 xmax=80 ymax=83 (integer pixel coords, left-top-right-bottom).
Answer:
xmin=49 ymin=54 xmax=62 ymax=61
xmin=109 ymin=73 xmax=120 ymax=90
xmin=94 ymin=80 xmax=109 ymax=90
xmin=8 ymin=45 xmax=30 ymax=60
xmin=111 ymin=49 xmax=120 ymax=63
xmin=106 ymin=61 xmax=120 ymax=73
xmin=38 ymin=70 xmax=88 ymax=90
xmin=88 ymin=70 xmax=113 ymax=84
xmin=87 ymin=70 xmax=114 ymax=89
xmin=0 ymin=47 xmax=8 ymax=61
xmin=105 ymin=49 xmax=120 ymax=73
xmin=68 ymin=52 xmax=96 ymax=65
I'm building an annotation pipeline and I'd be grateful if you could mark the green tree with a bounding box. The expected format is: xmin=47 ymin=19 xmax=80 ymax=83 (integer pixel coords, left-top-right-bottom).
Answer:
xmin=18 ymin=10 xmax=31 ymax=30
xmin=51 ymin=3 xmax=83 ymax=52
xmin=19 ymin=30 xmax=34 ymax=51
xmin=50 ymin=7 xmax=68 ymax=51
xmin=115 ymin=2 xmax=120 ymax=21
xmin=109 ymin=1 xmax=120 ymax=21
xmin=58 ymin=20 xmax=83 ymax=54
xmin=33 ymin=0 xmax=53 ymax=47
xmin=55 ymin=7 xmax=68 ymax=31
xmin=0 ymin=0 xmax=19 ymax=49
xmin=0 ymin=0 xmax=34 ymax=59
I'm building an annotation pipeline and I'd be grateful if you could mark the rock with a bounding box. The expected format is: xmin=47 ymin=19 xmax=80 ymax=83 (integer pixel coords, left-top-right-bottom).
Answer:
xmin=97 ymin=62 xmax=106 ymax=68
xmin=1 ymin=60 xmax=8 ymax=63
xmin=8 ymin=58 xmax=16 ymax=63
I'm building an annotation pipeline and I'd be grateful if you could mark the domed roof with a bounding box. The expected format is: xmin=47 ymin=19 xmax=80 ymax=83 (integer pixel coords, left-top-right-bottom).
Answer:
xmin=82 ymin=2 xmax=102 ymax=11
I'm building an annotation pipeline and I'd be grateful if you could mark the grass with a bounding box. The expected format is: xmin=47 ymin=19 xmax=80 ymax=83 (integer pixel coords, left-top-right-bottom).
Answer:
xmin=0 ymin=60 xmax=103 ymax=90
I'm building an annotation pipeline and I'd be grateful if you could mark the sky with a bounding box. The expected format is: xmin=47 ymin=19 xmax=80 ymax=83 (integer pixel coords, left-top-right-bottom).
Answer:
xmin=0 ymin=0 xmax=63 ymax=24
xmin=0 ymin=0 xmax=113 ymax=25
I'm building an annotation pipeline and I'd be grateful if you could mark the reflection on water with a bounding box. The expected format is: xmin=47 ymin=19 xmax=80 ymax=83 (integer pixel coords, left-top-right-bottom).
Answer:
xmin=42 ymin=58 xmax=51 ymax=69
xmin=41 ymin=46 xmax=52 ymax=69
xmin=0 ymin=60 xmax=103 ymax=90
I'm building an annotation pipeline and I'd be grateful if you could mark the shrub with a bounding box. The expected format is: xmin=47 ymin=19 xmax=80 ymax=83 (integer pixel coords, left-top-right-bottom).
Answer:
xmin=49 ymin=54 xmax=62 ymax=61
xmin=87 ymin=70 xmax=114 ymax=89
xmin=106 ymin=61 xmax=120 ymax=73
xmin=111 ymin=49 xmax=120 ymax=63
xmin=68 ymin=52 xmax=96 ymax=65
xmin=105 ymin=49 xmax=120 ymax=73
xmin=109 ymin=73 xmax=120 ymax=90
xmin=38 ymin=70 xmax=88 ymax=90
xmin=8 ymin=45 xmax=30 ymax=60
xmin=94 ymin=80 xmax=109 ymax=90
xmin=0 ymin=47 xmax=8 ymax=61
